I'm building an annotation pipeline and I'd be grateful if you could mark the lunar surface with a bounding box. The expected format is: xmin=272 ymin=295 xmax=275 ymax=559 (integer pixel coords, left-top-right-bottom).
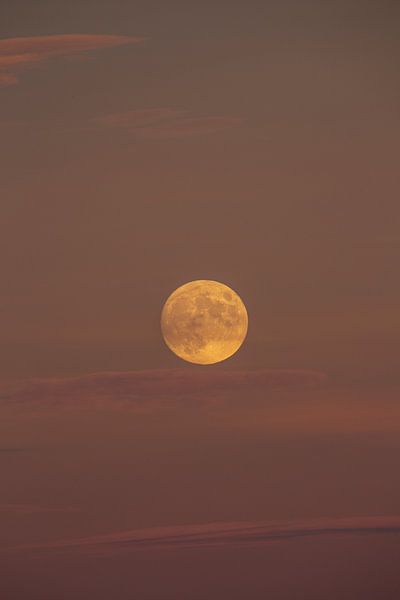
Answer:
xmin=161 ymin=280 xmax=248 ymax=364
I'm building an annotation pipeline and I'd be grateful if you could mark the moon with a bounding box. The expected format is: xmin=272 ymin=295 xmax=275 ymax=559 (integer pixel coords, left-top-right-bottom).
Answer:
xmin=161 ymin=280 xmax=248 ymax=365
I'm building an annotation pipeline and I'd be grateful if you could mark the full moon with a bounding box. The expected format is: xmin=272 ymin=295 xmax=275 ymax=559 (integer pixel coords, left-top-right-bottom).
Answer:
xmin=161 ymin=280 xmax=248 ymax=365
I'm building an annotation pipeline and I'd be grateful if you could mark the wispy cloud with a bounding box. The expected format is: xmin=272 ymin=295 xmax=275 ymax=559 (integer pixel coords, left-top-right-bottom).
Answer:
xmin=94 ymin=108 xmax=243 ymax=139
xmin=1 ymin=370 xmax=399 ymax=435
xmin=0 ymin=504 xmax=79 ymax=516
xmin=0 ymin=368 xmax=326 ymax=412
xmin=0 ymin=34 xmax=144 ymax=87
xmin=8 ymin=516 xmax=400 ymax=555
xmin=0 ymin=72 xmax=18 ymax=86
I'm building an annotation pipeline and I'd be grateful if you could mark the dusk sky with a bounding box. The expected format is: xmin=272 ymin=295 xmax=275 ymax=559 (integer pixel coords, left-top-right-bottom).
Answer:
xmin=1 ymin=1 xmax=400 ymax=598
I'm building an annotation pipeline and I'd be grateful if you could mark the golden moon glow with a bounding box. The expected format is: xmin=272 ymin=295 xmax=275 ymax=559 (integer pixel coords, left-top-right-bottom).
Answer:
xmin=161 ymin=280 xmax=248 ymax=365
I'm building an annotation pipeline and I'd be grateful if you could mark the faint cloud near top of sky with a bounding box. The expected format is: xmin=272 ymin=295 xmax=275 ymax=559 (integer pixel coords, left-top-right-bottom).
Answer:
xmin=0 ymin=34 xmax=144 ymax=87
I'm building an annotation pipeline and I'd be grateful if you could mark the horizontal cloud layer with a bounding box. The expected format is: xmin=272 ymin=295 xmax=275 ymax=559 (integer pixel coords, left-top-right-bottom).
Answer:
xmin=2 ymin=370 xmax=399 ymax=435
xmin=0 ymin=368 xmax=326 ymax=411
xmin=94 ymin=108 xmax=243 ymax=139
xmin=0 ymin=34 xmax=143 ymax=86
xmin=9 ymin=516 xmax=400 ymax=555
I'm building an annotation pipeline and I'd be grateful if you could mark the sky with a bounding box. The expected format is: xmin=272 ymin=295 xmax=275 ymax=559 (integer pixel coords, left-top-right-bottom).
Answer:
xmin=1 ymin=1 xmax=400 ymax=598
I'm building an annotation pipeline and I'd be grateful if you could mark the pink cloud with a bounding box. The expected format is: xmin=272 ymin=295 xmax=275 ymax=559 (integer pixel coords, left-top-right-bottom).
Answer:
xmin=2 ymin=370 xmax=399 ymax=436
xmin=0 ymin=368 xmax=326 ymax=412
xmin=8 ymin=515 xmax=400 ymax=555
xmin=0 ymin=34 xmax=144 ymax=86
xmin=0 ymin=504 xmax=79 ymax=516
xmin=94 ymin=108 xmax=243 ymax=139
xmin=0 ymin=72 xmax=18 ymax=86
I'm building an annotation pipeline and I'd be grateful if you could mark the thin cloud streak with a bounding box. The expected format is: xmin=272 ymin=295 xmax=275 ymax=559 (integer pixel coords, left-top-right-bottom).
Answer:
xmin=0 ymin=504 xmax=79 ymax=516
xmin=0 ymin=72 xmax=18 ymax=86
xmin=1 ymin=370 xmax=399 ymax=436
xmin=0 ymin=34 xmax=144 ymax=86
xmin=0 ymin=368 xmax=326 ymax=411
xmin=94 ymin=108 xmax=243 ymax=139
xmin=8 ymin=516 xmax=400 ymax=555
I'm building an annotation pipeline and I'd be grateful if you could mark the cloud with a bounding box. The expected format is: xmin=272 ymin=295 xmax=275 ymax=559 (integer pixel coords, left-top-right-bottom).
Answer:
xmin=94 ymin=108 xmax=243 ymax=139
xmin=0 ymin=368 xmax=326 ymax=412
xmin=0 ymin=34 xmax=143 ymax=86
xmin=0 ymin=504 xmax=79 ymax=516
xmin=1 ymin=370 xmax=399 ymax=436
xmin=219 ymin=384 xmax=400 ymax=434
xmin=8 ymin=516 xmax=400 ymax=555
xmin=0 ymin=72 xmax=18 ymax=86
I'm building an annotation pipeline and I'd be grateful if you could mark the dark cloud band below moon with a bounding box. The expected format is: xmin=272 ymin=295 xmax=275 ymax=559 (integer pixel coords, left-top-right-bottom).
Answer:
xmin=0 ymin=369 xmax=327 ymax=410
xmin=2 ymin=370 xmax=400 ymax=436
xmin=7 ymin=516 xmax=400 ymax=555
